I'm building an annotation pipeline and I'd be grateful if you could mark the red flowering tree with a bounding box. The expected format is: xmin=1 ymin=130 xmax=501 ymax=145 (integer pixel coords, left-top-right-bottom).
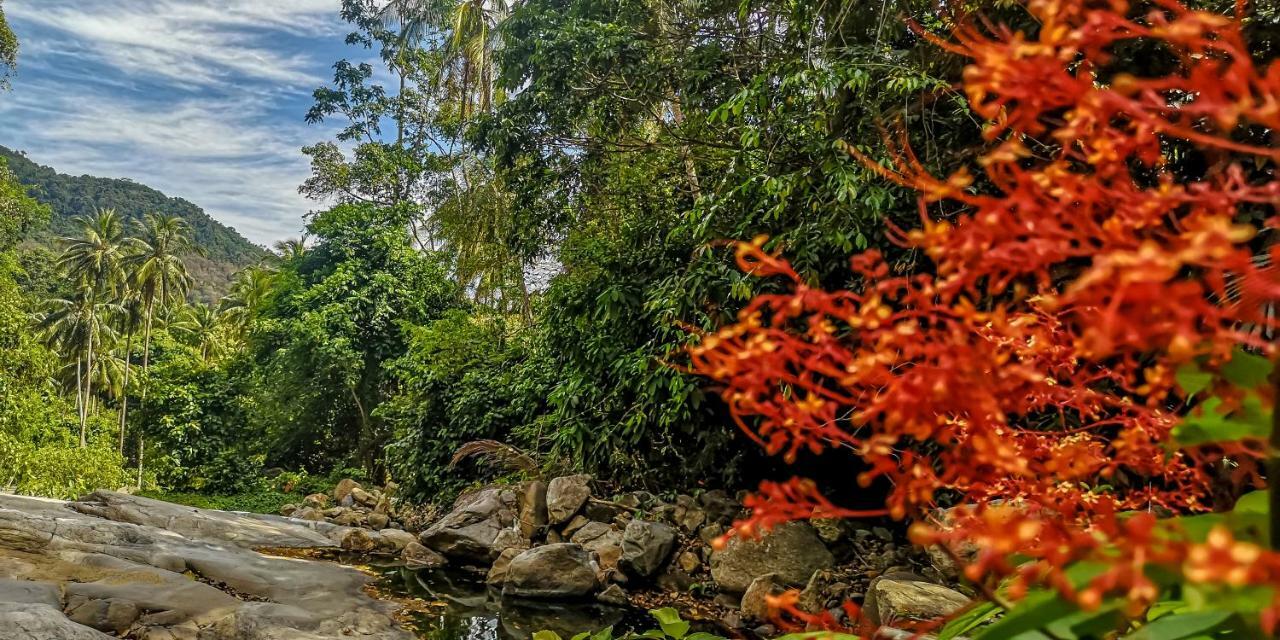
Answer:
xmin=688 ymin=0 xmax=1280 ymax=635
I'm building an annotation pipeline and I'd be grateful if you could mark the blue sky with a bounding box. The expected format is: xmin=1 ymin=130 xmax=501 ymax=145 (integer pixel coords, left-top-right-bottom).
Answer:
xmin=0 ymin=0 xmax=369 ymax=246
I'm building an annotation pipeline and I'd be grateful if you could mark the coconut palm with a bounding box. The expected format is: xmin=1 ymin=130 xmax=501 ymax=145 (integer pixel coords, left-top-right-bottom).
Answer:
xmin=126 ymin=213 xmax=196 ymax=384
xmin=55 ymin=209 xmax=128 ymax=445
xmin=219 ymin=265 xmax=275 ymax=339
xmin=173 ymin=302 xmax=223 ymax=363
xmin=380 ymin=0 xmax=510 ymax=118
xmin=39 ymin=291 xmax=121 ymax=445
xmin=114 ymin=290 xmax=143 ymax=453
xmin=272 ymin=238 xmax=307 ymax=262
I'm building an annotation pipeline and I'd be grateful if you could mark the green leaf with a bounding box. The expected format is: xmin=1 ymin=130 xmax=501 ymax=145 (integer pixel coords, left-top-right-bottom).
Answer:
xmin=1172 ymin=395 xmax=1270 ymax=447
xmin=1123 ymin=610 xmax=1239 ymax=639
xmin=1221 ymin=348 xmax=1272 ymax=389
xmin=650 ymin=608 xmax=690 ymax=639
xmin=533 ymin=632 xmax=563 ymax=640
xmin=973 ymin=591 xmax=1079 ymax=639
xmin=939 ymin=601 xmax=1001 ymax=639
xmin=1175 ymin=363 xmax=1213 ymax=397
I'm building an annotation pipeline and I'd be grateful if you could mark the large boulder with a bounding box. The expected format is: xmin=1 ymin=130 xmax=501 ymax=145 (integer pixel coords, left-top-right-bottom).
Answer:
xmin=0 ymin=603 xmax=113 ymax=639
xmin=863 ymin=576 xmax=970 ymax=627
xmin=546 ymin=475 xmax=592 ymax=524
xmin=710 ymin=522 xmax=834 ymax=592
xmin=418 ymin=487 xmax=519 ymax=562
xmin=618 ymin=520 xmax=676 ymax=578
xmin=502 ymin=544 xmax=599 ymax=599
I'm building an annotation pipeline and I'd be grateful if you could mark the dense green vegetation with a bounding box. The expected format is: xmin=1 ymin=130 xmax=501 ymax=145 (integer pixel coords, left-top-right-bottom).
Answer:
xmin=0 ymin=0 xmax=985 ymax=504
xmin=0 ymin=146 xmax=267 ymax=300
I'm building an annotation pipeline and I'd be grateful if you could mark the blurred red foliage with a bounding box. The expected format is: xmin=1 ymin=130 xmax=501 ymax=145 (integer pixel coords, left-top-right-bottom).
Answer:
xmin=688 ymin=0 xmax=1280 ymax=632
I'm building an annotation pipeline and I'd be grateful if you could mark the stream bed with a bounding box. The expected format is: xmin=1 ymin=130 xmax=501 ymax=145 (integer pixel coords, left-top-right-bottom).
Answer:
xmin=375 ymin=565 xmax=663 ymax=640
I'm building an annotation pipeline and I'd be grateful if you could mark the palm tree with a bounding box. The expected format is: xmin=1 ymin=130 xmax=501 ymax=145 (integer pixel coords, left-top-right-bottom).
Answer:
xmin=173 ymin=302 xmax=223 ymax=363
xmin=115 ymin=290 xmax=143 ymax=454
xmin=380 ymin=0 xmax=510 ymax=118
xmin=219 ymin=265 xmax=275 ymax=339
xmin=126 ymin=213 xmax=196 ymax=384
xmin=272 ymin=238 xmax=307 ymax=262
xmin=39 ymin=292 xmax=121 ymax=445
xmin=55 ymin=209 xmax=127 ymax=445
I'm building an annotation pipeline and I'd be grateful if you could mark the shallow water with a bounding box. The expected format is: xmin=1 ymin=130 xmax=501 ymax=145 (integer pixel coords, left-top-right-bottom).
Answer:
xmin=375 ymin=565 xmax=658 ymax=640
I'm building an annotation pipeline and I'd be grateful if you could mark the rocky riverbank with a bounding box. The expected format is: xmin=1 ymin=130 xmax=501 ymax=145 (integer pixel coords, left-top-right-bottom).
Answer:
xmin=0 ymin=491 xmax=411 ymax=639
xmin=351 ymin=474 xmax=976 ymax=637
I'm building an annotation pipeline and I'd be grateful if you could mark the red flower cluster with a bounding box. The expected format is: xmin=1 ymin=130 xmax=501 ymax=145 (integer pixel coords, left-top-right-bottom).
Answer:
xmin=689 ymin=0 xmax=1280 ymax=632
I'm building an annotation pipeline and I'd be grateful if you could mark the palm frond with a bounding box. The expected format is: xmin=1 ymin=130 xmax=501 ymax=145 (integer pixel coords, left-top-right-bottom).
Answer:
xmin=450 ymin=439 xmax=540 ymax=476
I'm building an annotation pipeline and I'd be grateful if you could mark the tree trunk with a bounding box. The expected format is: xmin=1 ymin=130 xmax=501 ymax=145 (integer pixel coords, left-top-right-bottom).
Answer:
xmin=82 ymin=307 xmax=95 ymax=448
xmin=1271 ymin=365 xmax=1280 ymax=550
xmin=118 ymin=325 xmax=134 ymax=455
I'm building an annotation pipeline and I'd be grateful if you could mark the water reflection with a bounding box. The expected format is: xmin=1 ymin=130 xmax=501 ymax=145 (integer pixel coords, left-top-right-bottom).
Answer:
xmin=378 ymin=566 xmax=648 ymax=640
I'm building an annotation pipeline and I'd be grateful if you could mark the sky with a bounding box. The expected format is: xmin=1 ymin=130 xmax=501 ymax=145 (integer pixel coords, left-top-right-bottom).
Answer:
xmin=0 ymin=0 xmax=366 ymax=246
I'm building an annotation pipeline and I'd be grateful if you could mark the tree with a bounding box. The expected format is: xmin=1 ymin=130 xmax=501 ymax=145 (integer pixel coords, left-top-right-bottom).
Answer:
xmin=0 ymin=0 xmax=17 ymax=89
xmin=124 ymin=213 xmax=195 ymax=469
xmin=55 ymin=210 xmax=128 ymax=445
xmin=688 ymin=1 xmax=1280 ymax=635
xmin=173 ymin=302 xmax=224 ymax=364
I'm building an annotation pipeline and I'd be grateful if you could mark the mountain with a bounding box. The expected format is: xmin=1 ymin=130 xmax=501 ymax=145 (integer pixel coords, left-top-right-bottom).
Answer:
xmin=0 ymin=146 xmax=268 ymax=300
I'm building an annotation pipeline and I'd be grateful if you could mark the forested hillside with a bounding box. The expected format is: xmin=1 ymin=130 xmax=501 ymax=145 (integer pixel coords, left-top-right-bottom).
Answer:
xmin=0 ymin=146 xmax=266 ymax=299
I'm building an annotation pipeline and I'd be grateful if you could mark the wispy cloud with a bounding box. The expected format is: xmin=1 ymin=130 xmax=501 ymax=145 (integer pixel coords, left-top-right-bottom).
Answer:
xmin=0 ymin=0 xmax=356 ymax=245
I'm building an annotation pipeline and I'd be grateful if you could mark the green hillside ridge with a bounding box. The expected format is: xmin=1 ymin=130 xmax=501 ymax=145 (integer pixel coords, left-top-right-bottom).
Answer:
xmin=0 ymin=145 xmax=268 ymax=300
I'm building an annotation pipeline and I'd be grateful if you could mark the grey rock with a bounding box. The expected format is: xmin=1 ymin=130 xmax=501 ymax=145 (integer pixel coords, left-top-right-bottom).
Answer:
xmin=864 ymin=577 xmax=970 ymax=627
xmin=571 ymin=522 xmax=623 ymax=572
xmin=303 ymin=493 xmax=329 ymax=509
xmin=740 ymin=573 xmax=784 ymax=622
xmin=618 ymin=520 xmax=676 ymax=578
xmin=502 ymin=544 xmax=599 ymax=599
xmin=561 ymin=515 xmax=590 ymax=538
xmin=402 ymin=542 xmax=447 ymax=569
xmin=0 ymin=603 xmax=113 ymax=639
xmin=487 ymin=547 xmax=523 ymax=586
xmin=418 ymin=487 xmax=519 ymax=562
xmin=546 ymin=475 xmax=592 ymax=524
xmin=379 ymin=529 xmax=416 ymax=552
xmin=367 ymin=512 xmax=390 ymax=531
xmin=710 ymin=521 xmax=834 ymax=593
xmin=66 ymin=597 xmax=141 ymax=634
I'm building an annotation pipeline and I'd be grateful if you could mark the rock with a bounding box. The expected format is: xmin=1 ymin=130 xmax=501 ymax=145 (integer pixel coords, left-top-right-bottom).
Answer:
xmin=584 ymin=501 xmax=622 ymax=523
xmin=0 ymin=492 xmax=412 ymax=640
xmin=518 ymin=481 xmax=548 ymax=539
xmin=546 ymin=475 xmax=592 ymax=524
xmin=863 ymin=577 xmax=970 ymax=627
xmin=492 ymin=527 xmax=529 ymax=555
xmin=677 ymin=551 xmax=701 ymax=574
xmin=720 ymin=609 xmax=744 ymax=630
xmin=596 ymin=584 xmax=628 ymax=606
xmin=303 ymin=493 xmax=329 ymax=509
xmin=367 ymin=512 xmax=390 ymax=531
xmin=333 ymin=478 xmax=361 ymax=505
xmin=811 ymin=518 xmax=843 ymax=543
xmin=561 ymin=515 xmax=591 ymax=538
xmin=698 ymin=523 xmax=725 ymax=545
xmin=322 ymin=507 xmax=344 ymax=518
xmin=698 ymin=490 xmax=739 ymax=523
xmin=380 ymin=529 xmax=416 ymax=552
xmin=740 ymin=574 xmax=784 ymax=622
xmin=502 ymin=544 xmax=600 ymax=599
xmin=798 ymin=570 xmax=838 ymax=614
xmin=65 ymin=597 xmax=141 ymax=634
xmin=710 ymin=521 xmax=834 ymax=593
xmin=487 ymin=547 xmax=523 ymax=586
xmin=614 ymin=494 xmax=641 ymax=510
xmin=280 ymin=504 xmax=298 ymax=517
xmin=294 ymin=506 xmax=326 ymax=522
xmin=350 ymin=487 xmax=378 ymax=508
xmin=618 ymin=520 xmax=676 ymax=578
xmin=418 ymin=487 xmax=519 ymax=562
xmin=403 ymin=542 xmax=447 ymax=569
xmin=339 ymin=528 xmax=377 ymax=553
xmin=655 ymin=564 xmax=696 ymax=592
xmin=0 ymin=603 xmax=114 ymax=639
xmin=331 ymin=509 xmax=363 ymax=527
xmin=571 ymin=522 xmax=624 ymax=572
xmin=673 ymin=495 xmax=706 ymax=532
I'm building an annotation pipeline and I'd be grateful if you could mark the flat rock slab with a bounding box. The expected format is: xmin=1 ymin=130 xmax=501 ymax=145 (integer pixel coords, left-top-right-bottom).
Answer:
xmin=0 ymin=491 xmax=412 ymax=640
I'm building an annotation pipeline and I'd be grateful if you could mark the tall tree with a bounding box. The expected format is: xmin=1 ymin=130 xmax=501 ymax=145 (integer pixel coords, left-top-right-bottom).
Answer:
xmin=56 ymin=210 xmax=127 ymax=445
xmin=0 ymin=0 xmax=17 ymax=89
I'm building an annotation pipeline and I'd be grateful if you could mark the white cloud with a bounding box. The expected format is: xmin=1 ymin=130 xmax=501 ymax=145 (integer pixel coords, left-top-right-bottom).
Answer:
xmin=0 ymin=0 xmax=358 ymax=244
xmin=7 ymin=0 xmax=341 ymax=87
